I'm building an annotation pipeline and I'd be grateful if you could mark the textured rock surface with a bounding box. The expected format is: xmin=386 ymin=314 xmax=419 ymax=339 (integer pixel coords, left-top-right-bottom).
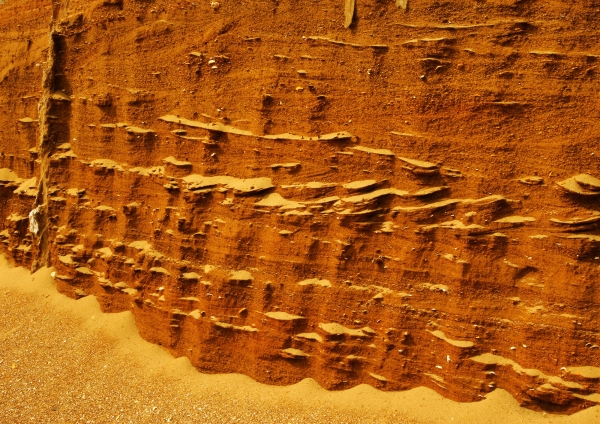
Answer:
xmin=1 ymin=0 xmax=599 ymax=413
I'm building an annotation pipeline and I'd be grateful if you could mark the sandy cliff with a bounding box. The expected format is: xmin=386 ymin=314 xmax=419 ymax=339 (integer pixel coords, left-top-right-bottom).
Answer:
xmin=0 ymin=0 xmax=599 ymax=413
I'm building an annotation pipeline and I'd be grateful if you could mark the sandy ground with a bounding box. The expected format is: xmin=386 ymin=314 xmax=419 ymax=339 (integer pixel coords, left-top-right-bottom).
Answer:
xmin=0 ymin=256 xmax=598 ymax=424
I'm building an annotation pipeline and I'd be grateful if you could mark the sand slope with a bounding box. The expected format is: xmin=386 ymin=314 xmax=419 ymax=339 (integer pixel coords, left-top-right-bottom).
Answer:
xmin=0 ymin=257 xmax=597 ymax=423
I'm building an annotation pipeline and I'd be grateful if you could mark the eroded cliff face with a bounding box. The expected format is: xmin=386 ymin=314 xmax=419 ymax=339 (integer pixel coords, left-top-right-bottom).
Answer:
xmin=1 ymin=0 xmax=599 ymax=413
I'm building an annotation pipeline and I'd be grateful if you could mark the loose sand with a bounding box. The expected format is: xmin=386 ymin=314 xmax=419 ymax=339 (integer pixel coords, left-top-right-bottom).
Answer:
xmin=0 ymin=256 xmax=598 ymax=423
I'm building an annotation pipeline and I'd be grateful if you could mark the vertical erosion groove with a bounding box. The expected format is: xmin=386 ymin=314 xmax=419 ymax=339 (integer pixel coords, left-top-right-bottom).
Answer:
xmin=31 ymin=3 xmax=59 ymax=272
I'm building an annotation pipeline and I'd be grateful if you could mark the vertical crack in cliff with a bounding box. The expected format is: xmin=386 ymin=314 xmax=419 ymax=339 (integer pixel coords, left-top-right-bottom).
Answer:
xmin=31 ymin=1 xmax=61 ymax=272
